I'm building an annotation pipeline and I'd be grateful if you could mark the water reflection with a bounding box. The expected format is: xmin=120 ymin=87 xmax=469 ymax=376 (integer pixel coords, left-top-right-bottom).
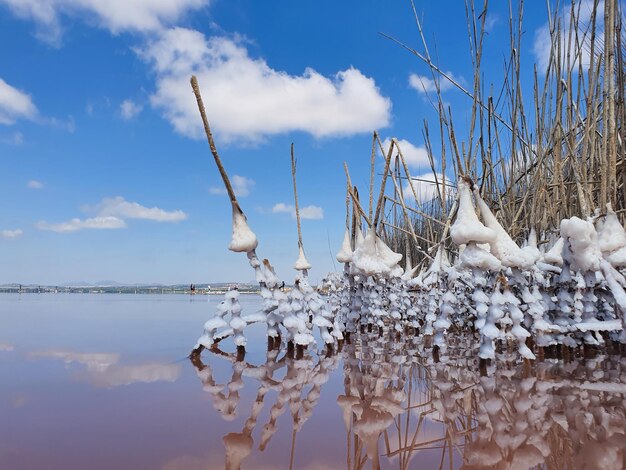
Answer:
xmin=30 ymin=349 xmax=182 ymax=387
xmin=194 ymin=334 xmax=626 ymax=469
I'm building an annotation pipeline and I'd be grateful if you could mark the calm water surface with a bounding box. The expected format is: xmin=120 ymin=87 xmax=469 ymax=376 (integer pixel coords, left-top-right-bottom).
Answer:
xmin=1 ymin=294 xmax=625 ymax=469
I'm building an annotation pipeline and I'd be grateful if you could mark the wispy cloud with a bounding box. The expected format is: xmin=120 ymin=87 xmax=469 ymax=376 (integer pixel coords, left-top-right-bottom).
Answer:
xmin=1 ymin=229 xmax=23 ymax=238
xmin=27 ymin=179 xmax=43 ymax=189
xmin=36 ymin=216 xmax=127 ymax=233
xmin=120 ymin=99 xmax=142 ymax=120
xmin=408 ymin=72 xmax=459 ymax=95
xmin=0 ymin=77 xmax=38 ymax=125
xmin=532 ymin=0 xmax=603 ymax=72
xmin=272 ymin=203 xmax=324 ymax=220
xmin=381 ymin=138 xmax=431 ymax=168
xmin=209 ymin=174 xmax=255 ymax=197
xmin=140 ymin=28 xmax=391 ymax=143
xmin=0 ymin=131 xmax=24 ymax=145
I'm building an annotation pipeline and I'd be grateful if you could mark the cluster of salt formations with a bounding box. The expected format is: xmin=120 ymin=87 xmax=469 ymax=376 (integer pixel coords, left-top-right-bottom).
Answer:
xmin=322 ymin=177 xmax=626 ymax=361
xmin=195 ymin=152 xmax=626 ymax=362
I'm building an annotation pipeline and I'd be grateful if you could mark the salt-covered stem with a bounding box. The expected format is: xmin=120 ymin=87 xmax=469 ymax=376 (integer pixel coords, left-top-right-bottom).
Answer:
xmin=291 ymin=143 xmax=303 ymax=251
xmin=291 ymin=144 xmax=312 ymax=277
xmin=343 ymin=162 xmax=372 ymax=228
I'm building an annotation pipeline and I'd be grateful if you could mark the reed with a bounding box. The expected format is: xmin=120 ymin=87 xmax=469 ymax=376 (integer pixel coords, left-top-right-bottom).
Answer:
xmin=381 ymin=0 xmax=625 ymax=261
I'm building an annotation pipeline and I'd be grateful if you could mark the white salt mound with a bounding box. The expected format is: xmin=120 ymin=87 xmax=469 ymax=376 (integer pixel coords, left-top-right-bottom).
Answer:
xmin=294 ymin=245 xmax=312 ymax=271
xmin=560 ymin=216 xmax=602 ymax=272
xmin=336 ymin=228 xmax=353 ymax=264
xmin=473 ymin=188 xmax=536 ymax=268
xmin=228 ymin=206 xmax=258 ymax=253
xmin=375 ymin=235 xmax=403 ymax=268
xmin=460 ymin=242 xmax=502 ymax=271
xmin=544 ymin=237 xmax=564 ymax=266
xmin=351 ymin=229 xmax=391 ymax=276
xmin=597 ymin=204 xmax=626 ymax=253
xmin=450 ymin=179 xmax=496 ymax=246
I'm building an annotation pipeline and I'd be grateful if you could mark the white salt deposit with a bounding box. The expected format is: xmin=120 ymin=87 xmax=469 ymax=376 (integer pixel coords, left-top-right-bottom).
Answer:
xmin=294 ymin=245 xmax=312 ymax=271
xmin=228 ymin=206 xmax=258 ymax=253
xmin=336 ymin=228 xmax=353 ymax=264
xmin=450 ymin=179 xmax=496 ymax=246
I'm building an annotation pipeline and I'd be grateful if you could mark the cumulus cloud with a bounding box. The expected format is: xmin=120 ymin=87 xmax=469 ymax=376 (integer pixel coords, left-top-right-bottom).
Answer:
xmin=272 ymin=203 xmax=323 ymax=220
xmin=36 ymin=216 xmax=127 ymax=233
xmin=0 ymin=0 xmax=209 ymax=45
xmin=37 ymin=197 xmax=187 ymax=233
xmin=27 ymin=179 xmax=43 ymax=189
xmin=0 ymin=78 xmax=38 ymax=125
xmin=403 ymin=172 xmax=452 ymax=204
xmin=95 ymin=196 xmax=188 ymax=222
xmin=139 ymin=28 xmax=391 ymax=142
xmin=533 ymin=0 xmax=603 ymax=72
xmin=209 ymin=174 xmax=255 ymax=197
xmin=119 ymin=99 xmax=142 ymax=120
xmin=1 ymin=229 xmax=23 ymax=238
xmin=408 ymin=72 xmax=458 ymax=94
xmin=381 ymin=137 xmax=431 ymax=168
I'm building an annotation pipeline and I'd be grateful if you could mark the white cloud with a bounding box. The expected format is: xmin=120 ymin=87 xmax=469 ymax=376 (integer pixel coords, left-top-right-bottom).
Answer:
xmin=36 ymin=216 xmax=127 ymax=233
xmin=408 ymin=72 xmax=458 ymax=94
xmin=0 ymin=0 xmax=209 ymax=45
xmin=140 ymin=28 xmax=391 ymax=142
xmin=119 ymin=99 xmax=142 ymax=120
xmin=27 ymin=180 xmax=43 ymax=189
xmin=381 ymin=137 xmax=430 ymax=168
xmin=209 ymin=174 xmax=255 ymax=197
xmin=300 ymin=205 xmax=324 ymax=219
xmin=533 ymin=0 xmax=603 ymax=72
xmin=403 ymin=172 xmax=452 ymax=204
xmin=95 ymin=196 xmax=188 ymax=222
xmin=0 ymin=78 xmax=38 ymax=125
xmin=272 ymin=203 xmax=324 ymax=220
xmin=1 ymin=229 xmax=23 ymax=238
xmin=36 ymin=197 xmax=187 ymax=234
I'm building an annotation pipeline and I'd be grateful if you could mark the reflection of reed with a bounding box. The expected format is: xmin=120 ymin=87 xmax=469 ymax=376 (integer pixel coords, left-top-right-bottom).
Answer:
xmin=191 ymin=334 xmax=626 ymax=470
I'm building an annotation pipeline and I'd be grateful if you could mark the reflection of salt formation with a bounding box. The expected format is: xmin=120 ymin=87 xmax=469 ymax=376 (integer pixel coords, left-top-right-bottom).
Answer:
xmin=191 ymin=345 xmax=340 ymax=469
xmin=194 ymin=329 xmax=626 ymax=470
xmin=418 ymin=340 xmax=626 ymax=470
xmin=337 ymin=332 xmax=408 ymax=469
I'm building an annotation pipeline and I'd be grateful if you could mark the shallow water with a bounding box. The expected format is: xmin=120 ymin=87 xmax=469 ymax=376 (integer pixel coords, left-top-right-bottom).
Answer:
xmin=1 ymin=294 xmax=625 ymax=469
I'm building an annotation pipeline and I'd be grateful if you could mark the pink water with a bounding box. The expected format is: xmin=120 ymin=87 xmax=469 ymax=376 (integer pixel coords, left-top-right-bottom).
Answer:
xmin=1 ymin=294 xmax=625 ymax=469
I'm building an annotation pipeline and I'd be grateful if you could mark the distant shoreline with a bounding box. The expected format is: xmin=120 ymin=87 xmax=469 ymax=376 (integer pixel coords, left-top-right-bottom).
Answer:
xmin=0 ymin=286 xmax=262 ymax=295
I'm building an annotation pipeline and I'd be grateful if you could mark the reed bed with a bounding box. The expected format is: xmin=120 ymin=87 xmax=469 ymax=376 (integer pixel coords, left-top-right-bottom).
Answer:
xmin=383 ymin=0 xmax=625 ymax=258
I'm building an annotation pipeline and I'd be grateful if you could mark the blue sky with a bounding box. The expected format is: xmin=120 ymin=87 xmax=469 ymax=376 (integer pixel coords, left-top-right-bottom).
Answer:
xmin=0 ymin=0 xmax=556 ymax=285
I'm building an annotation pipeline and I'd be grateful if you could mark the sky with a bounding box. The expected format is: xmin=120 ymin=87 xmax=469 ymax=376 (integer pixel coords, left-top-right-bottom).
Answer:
xmin=0 ymin=0 xmax=564 ymax=285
